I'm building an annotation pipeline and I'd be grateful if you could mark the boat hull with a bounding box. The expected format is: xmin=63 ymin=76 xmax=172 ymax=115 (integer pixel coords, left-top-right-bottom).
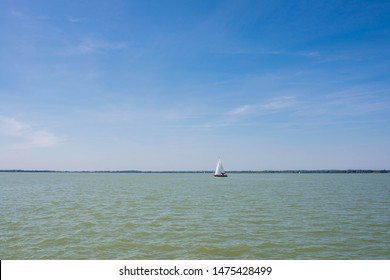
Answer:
xmin=214 ymin=174 xmax=228 ymax=177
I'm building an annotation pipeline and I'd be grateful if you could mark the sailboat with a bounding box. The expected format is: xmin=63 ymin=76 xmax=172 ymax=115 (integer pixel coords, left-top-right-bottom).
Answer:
xmin=214 ymin=159 xmax=228 ymax=177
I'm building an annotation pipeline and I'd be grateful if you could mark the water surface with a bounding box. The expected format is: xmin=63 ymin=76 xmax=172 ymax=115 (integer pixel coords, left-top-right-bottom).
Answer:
xmin=1 ymin=173 xmax=389 ymax=259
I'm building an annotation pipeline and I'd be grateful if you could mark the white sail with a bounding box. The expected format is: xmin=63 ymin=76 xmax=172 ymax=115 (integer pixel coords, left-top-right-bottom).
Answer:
xmin=214 ymin=159 xmax=227 ymax=177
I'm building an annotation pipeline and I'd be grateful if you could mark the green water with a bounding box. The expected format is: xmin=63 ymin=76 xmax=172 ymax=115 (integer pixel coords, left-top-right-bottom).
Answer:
xmin=1 ymin=173 xmax=389 ymax=259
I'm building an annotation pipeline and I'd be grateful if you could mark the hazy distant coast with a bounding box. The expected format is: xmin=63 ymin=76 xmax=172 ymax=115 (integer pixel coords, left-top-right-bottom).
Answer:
xmin=1 ymin=169 xmax=389 ymax=173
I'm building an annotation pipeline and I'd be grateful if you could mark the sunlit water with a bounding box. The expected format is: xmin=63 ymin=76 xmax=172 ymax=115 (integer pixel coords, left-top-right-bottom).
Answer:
xmin=1 ymin=173 xmax=389 ymax=259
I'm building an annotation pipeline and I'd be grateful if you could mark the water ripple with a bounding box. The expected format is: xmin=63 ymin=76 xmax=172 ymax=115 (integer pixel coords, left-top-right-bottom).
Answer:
xmin=1 ymin=173 xmax=389 ymax=259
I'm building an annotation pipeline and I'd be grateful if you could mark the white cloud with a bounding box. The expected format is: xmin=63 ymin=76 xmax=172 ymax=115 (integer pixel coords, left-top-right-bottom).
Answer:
xmin=293 ymin=89 xmax=390 ymax=118
xmin=229 ymin=104 xmax=253 ymax=115
xmin=0 ymin=116 xmax=28 ymax=135
xmin=61 ymin=38 xmax=127 ymax=55
xmin=231 ymin=48 xmax=320 ymax=58
xmin=10 ymin=10 xmax=23 ymax=17
xmin=0 ymin=115 xmax=62 ymax=149
xmin=11 ymin=130 xmax=61 ymax=149
xmin=262 ymin=96 xmax=297 ymax=110
xmin=230 ymin=96 xmax=297 ymax=116
xmin=67 ymin=16 xmax=81 ymax=23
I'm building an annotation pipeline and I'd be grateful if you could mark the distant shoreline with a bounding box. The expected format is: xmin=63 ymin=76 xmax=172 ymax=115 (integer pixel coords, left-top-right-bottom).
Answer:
xmin=1 ymin=169 xmax=389 ymax=173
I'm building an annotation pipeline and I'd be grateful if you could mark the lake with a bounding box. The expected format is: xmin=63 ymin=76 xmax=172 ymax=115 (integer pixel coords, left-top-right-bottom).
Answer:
xmin=1 ymin=172 xmax=389 ymax=259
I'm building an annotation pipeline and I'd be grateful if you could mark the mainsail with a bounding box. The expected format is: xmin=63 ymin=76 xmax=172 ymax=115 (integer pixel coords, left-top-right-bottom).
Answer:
xmin=214 ymin=159 xmax=227 ymax=177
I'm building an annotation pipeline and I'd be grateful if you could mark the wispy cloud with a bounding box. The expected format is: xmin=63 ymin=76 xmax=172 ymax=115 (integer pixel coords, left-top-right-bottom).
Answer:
xmin=261 ymin=50 xmax=320 ymax=58
xmin=324 ymin=91 xmax=389 ymax=115
xmin=230 ymin=48 xmax=320 ymax=58
xmin=9 ymin=9 xmax=50 ymax=21
xmin=230 ymin=89 xmax=389 ymax=119
xmin=61 ymin=38 xmax=127 ymax=55
xmin=10 ymin=10 xmax=23 ymax=18
xmin=189 ymin=96 xmax=301 ymax=129
xmin=0 ymin=116 xmax=62 ymax=149
xmin=11 ymin=130 xmax=61 ymax=150
xmin=67 ymin=16 xmax=81 ymax=23
xmin=0 ymin=116 xmax=28 ymax=136
xmin=219 ymin=89 xmax=390 ymax=131
xmin=294 ymin=90 xmax=390 ymax=118
xmin=230 ymin=96 xmax=297 ymax=115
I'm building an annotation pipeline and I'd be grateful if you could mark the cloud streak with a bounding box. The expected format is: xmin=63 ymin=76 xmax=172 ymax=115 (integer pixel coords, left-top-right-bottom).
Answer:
xmin=11 ymin=130 xmax=61 ymax=149
xmin=219 ymin=90 xmax=390 ymax=131
xmin=61 ymin=38 xmax=127 ymax=55
xmin=0 ymin=116 xmax=28 ymax=136
xmin=67 ymin=16 xmax=81 ymax=23
xmin=10 ymin=10 xmax=23 ymax=18
xmin=230 ymin=48 xmax=320 ymax=58
xmin=0 ymin=116 xmax=62 ymax=149
xmin=230 ymin=96 xmax=297 ymax=115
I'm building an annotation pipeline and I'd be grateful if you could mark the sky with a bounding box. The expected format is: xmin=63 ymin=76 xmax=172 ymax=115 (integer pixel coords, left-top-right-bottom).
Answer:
xmin=1 ymin=0 xmax=390 ymax=171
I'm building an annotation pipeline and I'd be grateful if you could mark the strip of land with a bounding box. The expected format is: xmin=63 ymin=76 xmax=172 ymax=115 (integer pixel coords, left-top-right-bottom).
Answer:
xmin=0 ymin=170 xmax=389 ymax=173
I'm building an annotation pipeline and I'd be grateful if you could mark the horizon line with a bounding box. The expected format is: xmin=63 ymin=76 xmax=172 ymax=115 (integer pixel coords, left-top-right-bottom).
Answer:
xmin=1 ymin=169 xmax=389 ymax=173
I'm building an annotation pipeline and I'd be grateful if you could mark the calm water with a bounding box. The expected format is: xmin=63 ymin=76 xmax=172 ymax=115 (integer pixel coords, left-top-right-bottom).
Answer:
xmin=1 ymin=173 xmax=389 ymax=259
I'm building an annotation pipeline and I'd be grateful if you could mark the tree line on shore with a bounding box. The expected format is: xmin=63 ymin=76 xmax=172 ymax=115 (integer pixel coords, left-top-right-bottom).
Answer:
xmin=1 ymin=169 xmax=389 ymax=173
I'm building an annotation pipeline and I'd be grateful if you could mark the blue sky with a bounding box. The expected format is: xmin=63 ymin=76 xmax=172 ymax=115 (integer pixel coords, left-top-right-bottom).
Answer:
xmin=1 ymin=0 xmax=390 ymax=171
